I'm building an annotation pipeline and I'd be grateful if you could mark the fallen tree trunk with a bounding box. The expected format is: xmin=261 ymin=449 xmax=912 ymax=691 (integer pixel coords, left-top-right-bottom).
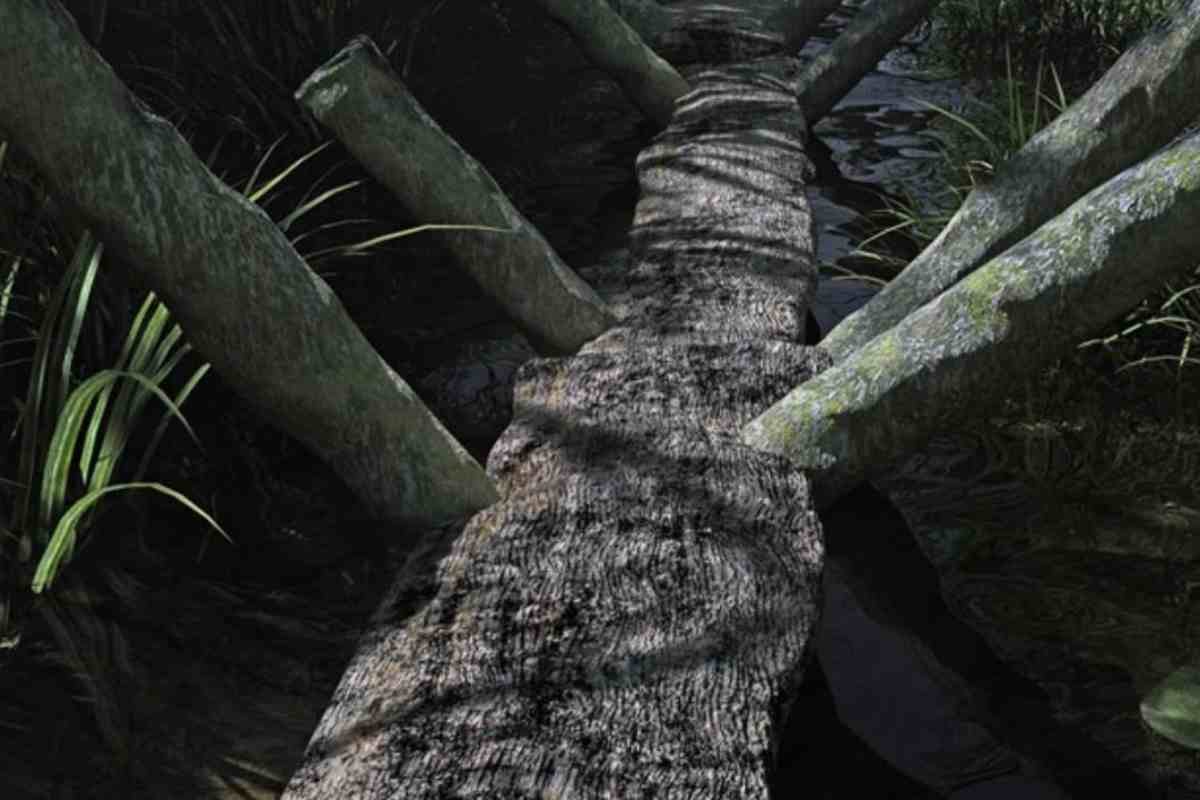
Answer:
xmin=820 ymin=0 xmax=1200 ymax=363
xmin=744 ymin=128 xmax=1200 ymax=508
xmin=531 ymin=0 xmax=690 ymax=129
xmin=295 ymin=36 xmax=616 ymax=356
xmin=0 ymin=0 xmax=498 ymax=530
xmin=282 ymin=49 xmax=826 ymax=800
xmin=766 ymin=0 xmax=846 ymax=52
xmin=642 ymin=0 xmax=843 ymax=65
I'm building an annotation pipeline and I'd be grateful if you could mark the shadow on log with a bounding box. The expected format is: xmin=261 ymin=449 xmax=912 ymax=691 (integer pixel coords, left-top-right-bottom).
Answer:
xmin=282 ymin=44 xmax=828 ymax=800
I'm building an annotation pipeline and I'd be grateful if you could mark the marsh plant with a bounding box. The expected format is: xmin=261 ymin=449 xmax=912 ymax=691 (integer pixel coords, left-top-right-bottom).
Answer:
xmin=0 ymin=125 xmax=507 ymax=788
xmin=931 ymin=0 xmax=1177 ymax=87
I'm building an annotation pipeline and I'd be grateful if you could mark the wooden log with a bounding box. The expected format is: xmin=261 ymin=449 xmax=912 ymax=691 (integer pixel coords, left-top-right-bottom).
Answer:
xmin=532 ymin=0 xmax=690 ymax=129
xmin=296 ymin=36 xmax=617 ymax=356
xmin=282 ymin=59 xmax=825 ymax=800
xmin=744 ymin=130 xmax=1200 ymax=508
xmin=0 ymin=0 xmax=498 ymax=528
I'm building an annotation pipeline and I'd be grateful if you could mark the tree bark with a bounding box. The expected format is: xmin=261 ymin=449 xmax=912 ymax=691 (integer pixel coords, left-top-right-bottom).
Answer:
xmin=0 ymin=0 xmax=498 ymax=529
xmin=794 ymin=0 xmax=944 ymax=127
xmin=766 ymin=0 xmax=845 ymax=52
xmin=599 ymin=0 xmax=677 ymax=47
xmin=282 ymin=50 xmax=825 ymax=800
xmin=639 ymin=0 xmax=842 ymax=65
xmin=531 ymin=0 xmax=690 ymax=129
xmin=820 ymin=0 xmax=1200 ymax=363
xmin=295 ymin=35 xmax=617 ymax=356
xmin=744 ymin=129 xmax=1200 ymax=508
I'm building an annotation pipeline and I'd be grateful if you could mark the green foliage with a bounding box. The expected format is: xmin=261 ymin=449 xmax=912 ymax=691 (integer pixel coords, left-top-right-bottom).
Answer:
xmin=1141 ymin=665 xmax=1200 ymax=750
xmin=931 ymin=0 xmax=1176 ymax=87
xmin=2 ymin=228 xmax=221 ymax=612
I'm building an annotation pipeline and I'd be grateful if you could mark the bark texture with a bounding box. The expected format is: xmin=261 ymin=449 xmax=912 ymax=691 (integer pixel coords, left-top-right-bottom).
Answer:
xmin=821 ymin=0 xmax=1200 ymax=363
xmin=605 ymin=0 xmax=676 ymax=44
xmin=794 ymin=0 xmax=943 ymax=126
xmin=0 ymin=0 xmax=498 ymax=528
xmin=283 ymin=59 xmax=826 ymax=800
xmin=744 ymin=130 xmax=1200 ymax=507
xmin=532 ymin=0 xmax=690 ymax=129
xmin=644 ymin=0 xmax=840 ymax=66
xmin=296 ymin=36 xmax=617 ymax=356
xmin=765 ymin=0 xmax=846 ymax=51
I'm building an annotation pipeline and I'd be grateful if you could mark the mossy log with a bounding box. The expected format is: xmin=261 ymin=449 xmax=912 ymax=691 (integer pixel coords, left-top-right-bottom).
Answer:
xmin=745 ymin=130 xmax=1200 ymax=507
xmin=821 ymin=0 xmax=1200 ymax=362
xmin=0 ymin=0 xmax=498 ymax=529
xmin=296 ymin=35 xmax=617 ymax=356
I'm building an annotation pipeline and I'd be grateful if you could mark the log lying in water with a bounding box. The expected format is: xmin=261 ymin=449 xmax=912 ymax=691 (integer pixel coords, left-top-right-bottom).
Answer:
xmin=282 ymin=54 xmax=827 ymax=800
xmin=745 ymin=129 xmax=1200 ymax=508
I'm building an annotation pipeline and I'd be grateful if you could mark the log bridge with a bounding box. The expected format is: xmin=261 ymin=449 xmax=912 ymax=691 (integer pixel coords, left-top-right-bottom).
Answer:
xmin=282 ymin=1 xmax=904 ymax=795
xmin=5 ymin=0 xmax=1200 ymax=796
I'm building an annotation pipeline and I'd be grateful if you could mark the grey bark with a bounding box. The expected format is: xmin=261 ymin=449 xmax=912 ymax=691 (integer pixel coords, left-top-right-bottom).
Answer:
xmin=795 ymin=0 xmax=943 ymax=126
xmin=743 ymin=129 xmax=1200 ymax=508
xmin=641 ymin=0 xmax=841 ymax=65
xmin=820 ymin=0 xmax=1200 ymax=363
xmin=296 ymin=36 xmax=616 ymax=356
xmin=283 ymin=64 xmax=825 ymax=800
xmin=604 ymin=0 xmax=676 ymax=44
xmin=531 ymin=0 xmax=691 ymax=128
xmin=0 ymin=0 xmax=498 ymax=529
xmin=766 ymin=0 xmax=846 ymax=51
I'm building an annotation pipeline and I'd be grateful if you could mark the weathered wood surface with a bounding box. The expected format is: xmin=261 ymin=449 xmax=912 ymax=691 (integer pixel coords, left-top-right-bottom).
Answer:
xmin=532 ymin=0 xmax=690 ymax=128
xmin=745 ymin=128 xmax=1200 ymax=508
xmin=295 ymin=36 xmax=616 ymax=356
xmin=643 ymin=0 xmax=841 ymax=65
xmin=0 ymin=0 xmax=498 ymax=532
xmin=282 ymin=49 xmax=826 ymax=800
xmin=820 ymin=0 xmax=1200 ymax=362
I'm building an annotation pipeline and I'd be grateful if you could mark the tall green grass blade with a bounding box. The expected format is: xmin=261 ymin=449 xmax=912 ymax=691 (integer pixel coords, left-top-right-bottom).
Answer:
xmin=51 ymin=237 xmax=102 ymax=419
xmin=77 ymin=292 xmax=157 ymax=486
xmin=88 ymin=302 xmax=172 ymax=487
xmin=337 ymin=223 xmax=515 ymax=256
xmin=32 ymin=481 xmax=230 ymax=594
xmin=913 ymin=98 xmax=999 ymax=165
xmin=13 ymin=231 xmax=100 ymax=543
xmin=239 ymin=134 xmax=286 ymax=198
xmin=245 ymin=140 xmax=333 ymax=204
xmin=279 ymin=179 xmax=365 ymax=232
xmin=134 ymin=363 xmax=210 ymax=482
xmin=40 ymin=369 xmax=201 ymax=547
xmin=0 ymin=254 xmax=21 ymax=338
